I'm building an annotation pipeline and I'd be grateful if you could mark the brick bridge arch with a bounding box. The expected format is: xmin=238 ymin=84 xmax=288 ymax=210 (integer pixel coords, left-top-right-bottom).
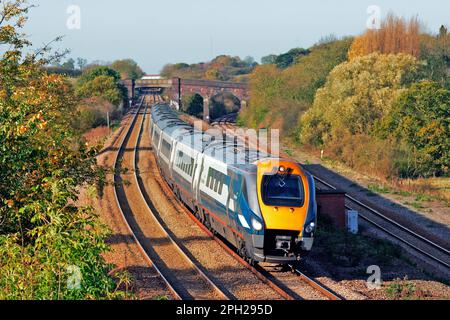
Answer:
xmin=170 ymin=78 xmax=248 ymax=122
xmin=130 ymin=77 xmax=249 ymax=122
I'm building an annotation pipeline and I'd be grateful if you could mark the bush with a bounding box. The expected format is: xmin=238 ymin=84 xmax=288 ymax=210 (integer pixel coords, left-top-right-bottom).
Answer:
xmin=181 ymin=93 xmax=203 ymax=117
xmin=210 ymin=92 xmax=240 ymax=119
xmin=377 ymin=81 xmax=450 ymax=177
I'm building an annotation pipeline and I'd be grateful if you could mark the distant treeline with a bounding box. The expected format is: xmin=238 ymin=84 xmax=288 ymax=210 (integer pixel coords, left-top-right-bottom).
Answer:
xmin=161 ymin=55 xmax=257 ymax=82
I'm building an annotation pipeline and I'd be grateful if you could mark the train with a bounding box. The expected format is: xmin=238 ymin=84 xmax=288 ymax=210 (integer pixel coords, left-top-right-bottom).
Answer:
xmin=149 ymin=103 xmax=317 ymax=265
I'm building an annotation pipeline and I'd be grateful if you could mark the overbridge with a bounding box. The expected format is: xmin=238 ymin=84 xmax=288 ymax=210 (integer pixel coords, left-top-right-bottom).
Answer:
xmin=121 ymin=77 xmax=249 ymax=122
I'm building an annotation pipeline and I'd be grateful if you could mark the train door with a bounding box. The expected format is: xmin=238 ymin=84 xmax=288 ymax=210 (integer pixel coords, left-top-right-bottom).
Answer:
xmin=192 ymin=152 xmax=204 ymax=202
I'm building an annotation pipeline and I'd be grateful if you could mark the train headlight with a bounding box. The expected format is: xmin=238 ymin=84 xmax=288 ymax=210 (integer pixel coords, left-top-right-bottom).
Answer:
xmin=305 ymin=222 xmax=315 ymax=233
xmin=252 ymin=219 xmax=263 ymax=231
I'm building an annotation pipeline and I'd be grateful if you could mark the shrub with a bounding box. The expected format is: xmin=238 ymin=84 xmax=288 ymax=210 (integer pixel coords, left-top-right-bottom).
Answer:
xmin=181 ymin=93 xmax=203 ymax=117
xmin=377 ymin=81 xmax=449 ymax=177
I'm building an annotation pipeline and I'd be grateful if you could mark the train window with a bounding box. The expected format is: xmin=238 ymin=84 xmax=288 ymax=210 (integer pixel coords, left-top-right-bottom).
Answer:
xmin=261 ymin=174 xmax=304 ymax=207
xmin=206 ymin=167 xmax=226 ymax=195
xmin=161 ymin=139 xmax=172 ymax=159
xmin=242 ymin=175 xmax=262 ymax=218
xmin=153 ymin=130 xmax=160 ymax=145
xmin=176 ymin=150 xmax=195 ymax=177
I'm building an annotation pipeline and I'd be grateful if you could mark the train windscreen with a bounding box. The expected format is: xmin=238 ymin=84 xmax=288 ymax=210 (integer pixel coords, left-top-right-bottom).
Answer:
xmin=261 ymin=174 xmax=304 ymax=207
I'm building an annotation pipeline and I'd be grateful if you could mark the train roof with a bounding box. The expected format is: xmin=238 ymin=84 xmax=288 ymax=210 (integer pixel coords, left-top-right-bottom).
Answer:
xmin=150 ymin=103 xmax=274 ymax=173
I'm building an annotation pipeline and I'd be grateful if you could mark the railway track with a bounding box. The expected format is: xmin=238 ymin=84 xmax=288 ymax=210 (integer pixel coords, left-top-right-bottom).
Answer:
xmin=216 ymin=115 xmax=450 ymax=276
xmin=113 ymin=95 xmax=231 ymax=300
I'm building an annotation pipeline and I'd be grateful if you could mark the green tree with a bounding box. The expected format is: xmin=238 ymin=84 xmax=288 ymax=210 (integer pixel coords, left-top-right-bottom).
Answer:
xmin=76 ymin=74 xmax=125 ymax=106
xmin=61 ymin=58 xmax=75 ymax=70
xmin=181 ymin=93 xmax=204 ymax=117
xmin=261 ymin=54 xmax=277 ymax=65
xmin=110 ymin=58 xmax=144 ymax=80
xmin=77 ymin=57 xmax=88 ymax=71
xmin=238 ymin=64 xmax=283 ymax=128
xmin=378 ymin=81 xmax=449 ymax=177
xmin=275 ymin=48 xmax=309 ymax=69
xmin=160 ymin=55 xmax=255 ymax=81
xmin=78 ymin=66 xmax=121 ymax=84
xmin=419 ymin=27 xmax=449 ymax=86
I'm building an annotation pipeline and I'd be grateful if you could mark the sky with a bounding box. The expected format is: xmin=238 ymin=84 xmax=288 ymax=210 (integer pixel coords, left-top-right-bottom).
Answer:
xmin=22 ymin=0 xmax=449 ymax=73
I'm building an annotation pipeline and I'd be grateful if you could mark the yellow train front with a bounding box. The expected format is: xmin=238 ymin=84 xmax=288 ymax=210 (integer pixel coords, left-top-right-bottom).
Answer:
xmin=234 ymin=158 xmax=317 ymax=264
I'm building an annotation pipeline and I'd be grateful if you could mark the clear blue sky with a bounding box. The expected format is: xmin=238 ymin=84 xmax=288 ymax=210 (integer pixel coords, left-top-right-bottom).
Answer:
xmin=23 ymin=0 xmax=449 ymax=73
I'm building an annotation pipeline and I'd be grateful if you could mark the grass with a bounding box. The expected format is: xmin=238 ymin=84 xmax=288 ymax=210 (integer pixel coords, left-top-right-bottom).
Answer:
xmin=415 ymin=194 xmax=432 ymax=202
xmin=392 ymin=190 xmax=412 ymax=197
xmin=367 ymin=183 xmax=391 ymax=194
xmin=284 ymin=149 xmax=293 ymax=157
xmin=385 ymin=278 xmax=417 ymax=300
xmin=404 ymin=201 xmax=425 ymax=210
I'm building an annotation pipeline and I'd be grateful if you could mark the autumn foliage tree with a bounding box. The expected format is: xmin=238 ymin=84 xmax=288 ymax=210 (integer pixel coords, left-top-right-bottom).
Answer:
xmin=349 ymin=14 xmax=421 ymax=60
xmin=0 ymin=0 xmax=122 ymax=299
xmin=110 ymin=58 xmax=144 ymax=80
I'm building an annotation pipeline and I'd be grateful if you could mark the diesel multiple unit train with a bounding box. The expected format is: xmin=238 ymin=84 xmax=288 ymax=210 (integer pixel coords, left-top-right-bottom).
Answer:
xmin=149 ymin=103 xmax=317 ymax=264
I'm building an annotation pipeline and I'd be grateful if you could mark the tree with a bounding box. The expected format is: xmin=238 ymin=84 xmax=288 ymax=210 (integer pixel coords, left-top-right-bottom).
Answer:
xmin=61 ymin=58 xmax=75 ymax=70
xmin=238 ymin=64 xmax=283 ymax=128
xmin=181 ymin=93 xmax=203 ymax=117
xmin=79 ymin=66 xmax=120 ymax=83
xmin=77 ymin=57 xmax=88 ymax=71
xmin=298 ymin=53 xmax=418 ymax=146
xmin=378 ymin=81 xmax=449 ymax=177
xmin=239 ymin=38 xmax=352 ymax=132
xmin=110 ymin=58 xmax=144 ymax=79
xmin=76 ymin=74 xmax=124 ymax=106
xmin=348 ymin=14 xmax=421 ymax=60
xmin=439 ymin=25 xmax=448 ymax=38
xmin=205 ymin=68 xmax=219 ymax=80
xmin=243 ymin=55 xmax=256 ymax=67
xmin=261 ymin=54 xmax=277 ymax=65
xmin=0 ymin=0 xmax=120 ymax=299
xmin=275 ymin=48 xmax=309 ymax=68
xmin=160 ymin=55 xmax=255 ymax=81
xmin=419 ymin=26 xmax=449 ymax=85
